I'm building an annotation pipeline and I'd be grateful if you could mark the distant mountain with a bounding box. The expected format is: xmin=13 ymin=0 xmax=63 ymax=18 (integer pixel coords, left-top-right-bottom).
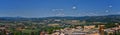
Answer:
xmin=43 ymin=15 xmax=120 ymax=23
xmin=0 ymin=15 xmax=120 ymax=23
xmin=79 ymin=15 xmax=120 ymax=23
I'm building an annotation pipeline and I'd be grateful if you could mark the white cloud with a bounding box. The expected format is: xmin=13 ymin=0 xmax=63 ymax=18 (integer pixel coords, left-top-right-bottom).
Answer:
xmin=55 ymin=13 xmax=65 ymax=16
xmin=108 ymin=5 xmax=113 ymax=8
xmin=51 ymin=9 xmax=64 ymax=11
xmin=105 ymin=10 xmax=109 ymax=13
xmin=72 ymin=6 xmax=77 ymax=10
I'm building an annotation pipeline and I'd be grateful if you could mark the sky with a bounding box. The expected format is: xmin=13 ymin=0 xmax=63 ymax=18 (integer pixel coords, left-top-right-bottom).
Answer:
xmin=0 ymin=0 xmax=120 ymax=17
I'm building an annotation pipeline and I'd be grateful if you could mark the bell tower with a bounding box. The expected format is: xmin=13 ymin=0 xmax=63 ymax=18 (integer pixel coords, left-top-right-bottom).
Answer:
xmin=99 ymin=24 xmax=105 ymax=35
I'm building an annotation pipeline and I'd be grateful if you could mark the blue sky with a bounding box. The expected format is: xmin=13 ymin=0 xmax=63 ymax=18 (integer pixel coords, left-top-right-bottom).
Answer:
xmin=0 ymin=0 xmax=120 ymax=17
